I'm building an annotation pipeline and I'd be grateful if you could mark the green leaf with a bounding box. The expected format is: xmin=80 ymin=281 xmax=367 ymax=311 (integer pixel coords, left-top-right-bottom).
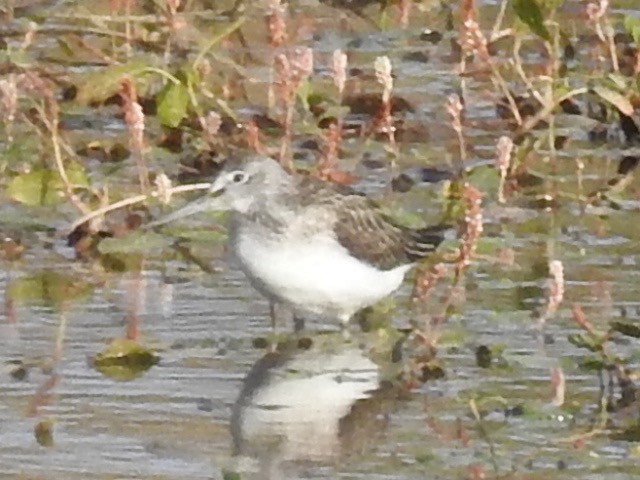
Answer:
xmin=97 ymin=231 xmax=173 ymax=255
xmin=34 ymin=419 xmax=55 ymax=447
xmin=222 ymin=471 xmax=242 ymax=480
xmin=55 ymin=37 xmax=76 ymax=58
xmin=7 ymin=169 xmax=58 ymax=206
xmin=513 ymin=0 xmax=551 ymax=41
xmin=465 ymin=164 xmax=500 ymax=193
xmin=296 ymin=79 xmax=313 ymax=112
xmin=592 ymin=85 xmax=634 ymax=116
xmin=541 ymin=0 xmax=565 ymax=11
xmin=624 ymin=15 xmax=640 ymax=45
xmin=608 ymin=73 xmax=630 ymax=91
xmin=93 ymin=338 xmax=159 ymax=381
xmin=157 ymin=79 xmax=190 ymax=128
xmin=474 ymin=237 xmax=507 ymax=255
xmin=0 ymin=48 xmax=34 ymax=69
xmin=317 ymin=105 xmax=351 ymax=123
xmin=73 ymin=58 xmax=153 ymax=104
xmin=7 ymin=162 xmax=89 ymax=206
xmin=8 ymin=270 xmax=94 ymax=308
xmin=567 ymin=333 xmax=601 ymax=352
xmin=578 ymin=356 xmax=606 ymax=371
xmin=611 ymin=321 xmax=640 ymax=339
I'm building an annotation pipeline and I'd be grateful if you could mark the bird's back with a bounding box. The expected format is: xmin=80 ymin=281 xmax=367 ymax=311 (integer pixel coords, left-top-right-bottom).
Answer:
xmin=292 ymin=174 xmax=444 ymax=271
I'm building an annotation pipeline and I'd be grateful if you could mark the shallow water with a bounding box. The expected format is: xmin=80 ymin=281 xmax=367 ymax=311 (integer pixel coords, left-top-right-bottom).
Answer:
xmin=2 ymin=221 xmax=640 ymax=479
xmin=3 ymin=0 xmax=640 ymax=479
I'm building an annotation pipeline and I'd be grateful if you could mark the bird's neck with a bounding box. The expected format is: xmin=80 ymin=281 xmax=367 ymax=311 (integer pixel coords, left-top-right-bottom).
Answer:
xmin=233 ymin=193 xmax=298 ymax=235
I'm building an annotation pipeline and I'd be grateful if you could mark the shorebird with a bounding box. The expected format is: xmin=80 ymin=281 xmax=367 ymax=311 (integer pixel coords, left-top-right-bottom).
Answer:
xmin=151 ymin=155 xmax=443 ymax=326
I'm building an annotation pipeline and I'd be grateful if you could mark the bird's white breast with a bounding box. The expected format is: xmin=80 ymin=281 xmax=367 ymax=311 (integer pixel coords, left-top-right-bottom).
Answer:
xmin=233 ymin=230 xmax=411 ymax=319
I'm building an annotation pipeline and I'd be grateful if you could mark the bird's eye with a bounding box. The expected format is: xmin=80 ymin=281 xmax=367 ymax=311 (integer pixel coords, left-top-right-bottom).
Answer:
xmin=231 ymin=171 xmax=247 ymax=184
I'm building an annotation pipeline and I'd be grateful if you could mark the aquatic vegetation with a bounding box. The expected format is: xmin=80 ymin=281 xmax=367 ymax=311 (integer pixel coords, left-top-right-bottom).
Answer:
xmin=2 ymin=0 xmax=640 ymax=478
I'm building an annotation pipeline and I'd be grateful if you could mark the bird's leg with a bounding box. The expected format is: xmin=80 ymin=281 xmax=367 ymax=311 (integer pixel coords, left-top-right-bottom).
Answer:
xmin=339 ymin=314 xmax=352 ymax=341
xmin=293 ymin=315 xmax=305 ymax=332
xmin=269 ymin=301 xmax=278 ymax=332
xmin=269 ymin=301 xmax=305 ymax=332
xmin=269 ymin=301 xmax=295 ymax=332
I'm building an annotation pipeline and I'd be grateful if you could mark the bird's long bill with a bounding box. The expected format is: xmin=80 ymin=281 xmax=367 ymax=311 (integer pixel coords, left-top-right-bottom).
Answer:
xmin=146 ymin=189 xmax=225 ymax=229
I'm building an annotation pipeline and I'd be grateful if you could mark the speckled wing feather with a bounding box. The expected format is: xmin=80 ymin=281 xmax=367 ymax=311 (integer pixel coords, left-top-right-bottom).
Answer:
xmin=295 ymin=175 xmax=443 ymax=270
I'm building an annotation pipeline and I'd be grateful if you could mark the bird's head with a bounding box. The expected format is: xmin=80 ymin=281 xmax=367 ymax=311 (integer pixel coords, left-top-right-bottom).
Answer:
xmin=148 ymin=155 xmax=292 ymax=227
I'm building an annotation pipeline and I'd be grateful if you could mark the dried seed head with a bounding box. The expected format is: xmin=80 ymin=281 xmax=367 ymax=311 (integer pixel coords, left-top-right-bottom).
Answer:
xmin=398 ymin=0 xmax=412 ymax=28
xmin=166 ymin=0 xmax=181 ymax=15
xmin=274 ymin=53 xmax=292 ymax=104
xmin=20 ymin=72 xmax=57 ymax=120
xmin=165 ymin=0 xmax=186 ymax=31
xmin=495 ymin=135 xmax=514 ymax=203
xmin=460 ymin=18 xmax=489 ymax=61
xmin=548 ymin=260 xmax=565 ymax=310
xmin=22 ymin=21 xmax=38 ymax=49
xmin=120 ymin=78 xmax=147 ymax=192
xmin=586 ymin=0 xmax=608 ymax=22
xmin=332 ymin=49 xmax=348 ymax=96
xmin=319 ymin=122 xmax=342 ymax=174
xmin=496 ymin=136 xmax=513 ymax=172
xmin=202 ymin=111 xmax=222 ymax=144
xmin=289 ymin=46 xmax=314 ymax=84
xmin=459 ymin=0 xmax=489 ymax=63
xmin=538 ymin=260 xmax=565 ymax=328
xmin=274 ymin=47 xmax=313 ymax=107
xmin=550 ymin=367 xmax=565 ymax=407
xmin=374 ymin=56 xmax=393 ymax=103
xmin=203 ymin=111 xmax=222 ymax=134
xmin=154 ymin=173 xmax=172 ymax=204
xmin=125 ymin=102 xmax=145 ymax=149
xmin=454 ymin=183 xmax=483 ymax=278
xmin=0 ymin=74 xmax=18 ymax=124
xmin=266 ymin=0 xmax=288 ymax=48
xmin=413 ymin=263 xmax=448 ymax=303
xmin=372 ymin=56 xmax=396 ymax=146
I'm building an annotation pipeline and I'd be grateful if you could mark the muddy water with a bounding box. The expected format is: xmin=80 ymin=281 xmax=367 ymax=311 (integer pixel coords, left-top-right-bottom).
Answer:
xmin=2 ymin=218 xmax=640 ymax=480
xmin=3 ymin=0 xmax=640 ymax=479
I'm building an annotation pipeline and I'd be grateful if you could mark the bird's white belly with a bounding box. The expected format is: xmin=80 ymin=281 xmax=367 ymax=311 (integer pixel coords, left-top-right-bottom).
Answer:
xmin=234 ymin=233 xmax=411 ymax=318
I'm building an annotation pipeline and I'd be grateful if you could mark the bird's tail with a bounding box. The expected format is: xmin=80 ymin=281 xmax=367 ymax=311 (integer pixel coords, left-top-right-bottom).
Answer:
xmin=403 ymin=224 xmax=447 ymax=261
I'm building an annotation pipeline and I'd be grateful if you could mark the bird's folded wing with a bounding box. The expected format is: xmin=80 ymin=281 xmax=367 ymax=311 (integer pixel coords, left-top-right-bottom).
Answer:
xmin=296 ymin=176 xmax=442 ymax=270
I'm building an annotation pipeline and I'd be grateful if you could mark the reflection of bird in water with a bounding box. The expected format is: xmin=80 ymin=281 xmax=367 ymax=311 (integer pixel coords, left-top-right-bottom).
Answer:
xmin=229 ymin=339 xmax=396 ymax=478
xmin=149 ymin=156 xmax=444 ymax=328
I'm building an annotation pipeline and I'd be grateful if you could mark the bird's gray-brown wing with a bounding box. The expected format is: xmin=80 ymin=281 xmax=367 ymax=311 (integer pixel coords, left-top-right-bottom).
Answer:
xmin=296 ymin=176 xmax=443 ymax=270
